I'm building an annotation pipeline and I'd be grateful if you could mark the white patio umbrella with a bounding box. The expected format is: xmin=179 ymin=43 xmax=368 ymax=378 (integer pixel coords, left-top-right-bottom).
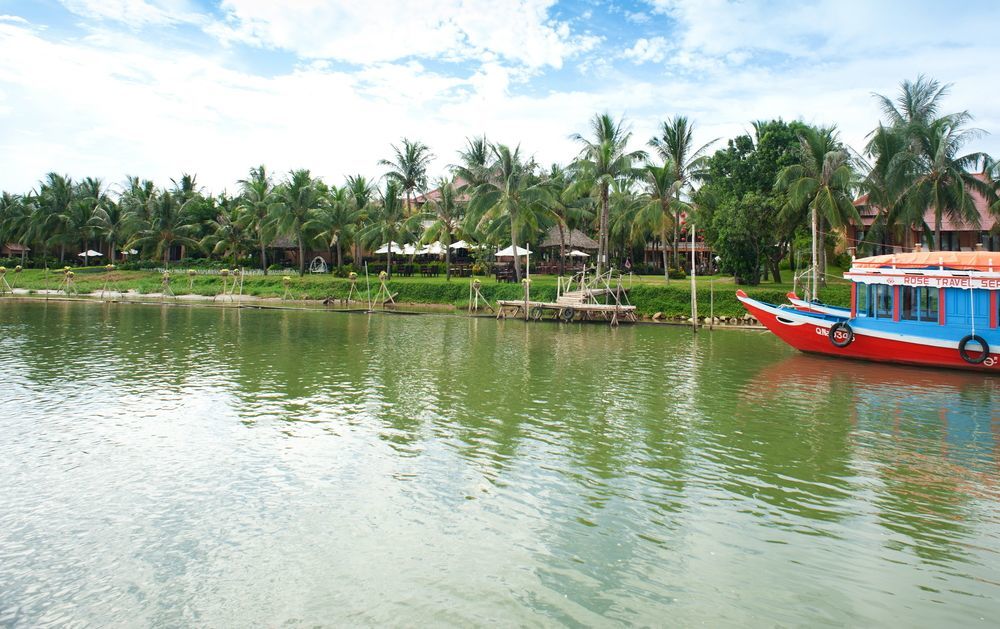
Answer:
xmin=78 ymin=249 xmax=103 ymax=258
xmin=422 ymin=241 xmax=446 ymax=255
xmin=496 ymin=245 xmax=532 ymax=278
xmin=401 ymin=243 xmax=419 ymax=256
xmin=374 ymin=242 xmax=404 ymax=254
xmin=567 ymin=249 xmax=590 ymax=258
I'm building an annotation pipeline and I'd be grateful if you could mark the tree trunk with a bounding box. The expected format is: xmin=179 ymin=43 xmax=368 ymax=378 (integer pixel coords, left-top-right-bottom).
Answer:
xmin=59 ymin=243 xmax=65 ymax=264
xmin=818 ymin=221 xmax=827 ymax=287
xmin=661 ymin=227 xmax=670 ymax=283
xmin=387 ymin=249 xmax=392 ymax=279
xmin=336 ymin=241 xmax=343 ymax=269
xmin=673 ymin=201 xmax=681 ymax=269
xmin=558 ymin=223 xmax=566 ymax=276
xmin=297 ymin=231 xmax=305 ymax=276
xmin=163 ymin=245 xmax=170 ymax=270
xmin=935 ymin=213 xmax=942 ymax=251
xmin=511 ymin=223 xmax=522 ymax=282
xmin=811 ymin=206 xmax=819 ymax=300
xmin=445 ymin=243 xmax=451 ymax=281
xmin=260 ymin=239 xmax=268 ymax=275
xmin=597 ymin=183 xmax=609 ymax=276
xmin=110 ymin=240 xmax=116 ymax=264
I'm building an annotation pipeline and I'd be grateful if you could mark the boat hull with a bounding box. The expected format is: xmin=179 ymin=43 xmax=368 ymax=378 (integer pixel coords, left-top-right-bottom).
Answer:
xmin=738 ymin=291 xmax=1000 ymax=373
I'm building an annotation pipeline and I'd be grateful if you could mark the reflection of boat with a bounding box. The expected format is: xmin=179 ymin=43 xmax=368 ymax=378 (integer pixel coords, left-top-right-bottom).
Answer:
xmin=739 ymin=252 xmax=1000 ymax=372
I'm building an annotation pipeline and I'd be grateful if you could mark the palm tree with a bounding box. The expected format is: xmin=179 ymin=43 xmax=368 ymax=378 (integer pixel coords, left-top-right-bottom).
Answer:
xmin=379 ymin=138 xmax=434 ymax=214
xmin=777 ymin=126 xmax=860 ymax=297
xmin=307 ymin=185 xmax=359 ymax=270
xmin=873 ymin=75 xmax=953 ymax=149
xmin=126 ymin=188 xmax=201 ymax=268
xmin=648 ymin=115 xmax=717 ymax=267
xmin=37 ymin=173 xmax=75 ymax=262
xmin=420 ymin=178 xmax=465 ymax=280
xmin=271 ymin=169 xmax=326 ymax=276
xmin=236 ymin=165 xmax=277 ymax=273
xmin=0 ymin=192 xmax=29 ymax=263
xmin=452 ymin=135 xmax=492 ymax=189
xmin=91 ymin=199 xmax=130 ymax=263
xmin=467 ymin=144 xmax=549 ymax=282
xmin=71 ymin=177 xmax=107 ymax=264
xmin=544 ymin=165 xmax=592 ymax=275
xmin=635 ymin=161 xmax=688 ymax=281
xmin=345 ymin=174 xmax=375 ymax=264
xmin=360 ymin=180 xmax=410 ymax=278
xmin=898 ymin=118 xmax=991 ymax=250
xmin=202 ymin=195 xmax=252 ymax=263
xmin=571 ymin=113 xmax=646 ymax=274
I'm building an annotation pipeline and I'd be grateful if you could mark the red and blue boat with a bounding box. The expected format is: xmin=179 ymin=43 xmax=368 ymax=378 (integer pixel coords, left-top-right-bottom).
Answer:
xmin=737 ymin=251 xmax=1000 ymax=372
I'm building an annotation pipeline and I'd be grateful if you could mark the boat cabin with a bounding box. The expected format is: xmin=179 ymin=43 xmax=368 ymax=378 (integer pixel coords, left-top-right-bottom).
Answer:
xmin=846 ymin=252 xmax=1000 ymax=332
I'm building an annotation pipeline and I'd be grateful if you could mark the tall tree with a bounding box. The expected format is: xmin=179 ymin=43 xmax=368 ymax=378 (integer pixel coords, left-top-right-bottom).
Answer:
xmin=360 ymin=180 xmax=410 ymax=278
xmin=379 ymin=138 xmax=434 ymax=215
xmin=777 ymin=126 xmax=860 ymax=296
xmin=544 ymin=165 xmax=591 ymax=275
xmin=37 ymin=173 xmax=75 ymax=262
xmin=345 ymin=174 xmax=375 ymax=264
xmin=420 ymin=178 xmax=465 ymax=280
xmin=202 ymin=194 xmax=252 ymax=263
xmin=307 ymin=185 xmax=359 ymax=270
xmin=635 ymin=161 xmax=687 ymax=281
xmin=126 ymin=188 xmax=201 ymax=268
xmin=648 ymin=115 xmax=716 ymax=267
xmin=467 ymin=144 xmax=548 ymax=282
xmin=570 ymin=113 xmax=646 ymax=274
xmin=236 ymin=165 xmax=276 ymax=273
xmin=272 ymin=169 xmax=326 ymax=276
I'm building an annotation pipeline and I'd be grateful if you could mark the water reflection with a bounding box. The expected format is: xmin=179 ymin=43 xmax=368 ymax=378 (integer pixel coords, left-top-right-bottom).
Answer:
xmin=0 ymin=301 xmax=998 ymax=626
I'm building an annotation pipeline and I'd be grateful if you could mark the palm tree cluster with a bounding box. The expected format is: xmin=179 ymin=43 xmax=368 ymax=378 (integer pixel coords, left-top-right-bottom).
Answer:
xmin=1 ymin=76 xmax=996 ymax=284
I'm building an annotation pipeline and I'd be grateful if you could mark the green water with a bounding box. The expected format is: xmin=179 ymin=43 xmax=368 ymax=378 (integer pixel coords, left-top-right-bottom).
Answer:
xmin=0 ymin=300 xmax=998 ymax=627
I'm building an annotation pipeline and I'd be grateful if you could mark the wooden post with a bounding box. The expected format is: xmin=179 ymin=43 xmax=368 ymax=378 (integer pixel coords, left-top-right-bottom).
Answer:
xmin=690 ymin=224 xmax=698 ymax=331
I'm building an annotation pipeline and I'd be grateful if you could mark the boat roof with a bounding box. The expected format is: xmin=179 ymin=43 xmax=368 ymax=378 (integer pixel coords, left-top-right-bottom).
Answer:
xmin=852 ymin=251 xmax=999 ymax=272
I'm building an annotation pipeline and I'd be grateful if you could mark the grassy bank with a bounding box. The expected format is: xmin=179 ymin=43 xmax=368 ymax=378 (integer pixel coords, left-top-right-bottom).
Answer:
xmin=3 ymin=268 xmax=851 ymax=318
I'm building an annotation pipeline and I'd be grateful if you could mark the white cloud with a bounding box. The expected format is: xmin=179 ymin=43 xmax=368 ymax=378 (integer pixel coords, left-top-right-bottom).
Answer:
xmin=0 ymin=15 xmax=28 ymax=24
xmin=58 ymin=0 xmax=201 ymax=28
xmin=209 ymin=0 xmax=599 ymax=69
xmin=621 ymin=37 xmax=670 ymax=64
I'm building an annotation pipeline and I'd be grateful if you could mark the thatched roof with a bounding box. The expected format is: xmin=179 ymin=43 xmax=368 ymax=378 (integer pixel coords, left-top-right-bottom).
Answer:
xmin=539 ymin=226 xmax=598 ymax=249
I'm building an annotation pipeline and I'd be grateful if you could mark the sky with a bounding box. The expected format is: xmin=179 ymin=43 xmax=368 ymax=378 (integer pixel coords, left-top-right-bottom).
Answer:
xmin=1 ymin=0 xmax=998 ymax=196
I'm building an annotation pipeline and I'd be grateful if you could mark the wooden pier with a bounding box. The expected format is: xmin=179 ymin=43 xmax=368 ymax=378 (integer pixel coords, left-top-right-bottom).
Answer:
xmin=495 ymin=270 xmax=637 ymax=326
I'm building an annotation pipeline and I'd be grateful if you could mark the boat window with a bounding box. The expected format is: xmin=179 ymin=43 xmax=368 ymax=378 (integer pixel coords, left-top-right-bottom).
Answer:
xmin=875 ymin=284 xmax=893 ymax=319
xmin=901 ymin=286 xmax=938 ymax=322
xmin=857 ymin=284 xmax=870 ymax=317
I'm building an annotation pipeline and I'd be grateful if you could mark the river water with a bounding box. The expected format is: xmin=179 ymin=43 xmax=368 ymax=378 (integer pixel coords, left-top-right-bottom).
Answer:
xmin=0 ymin=300 xmax=997 ymax=627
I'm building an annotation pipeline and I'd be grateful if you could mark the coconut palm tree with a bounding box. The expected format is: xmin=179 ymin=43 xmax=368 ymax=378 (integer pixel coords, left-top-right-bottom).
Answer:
xmin=419 ymin=178 xmax=465 ymax=280
xmin=126 ymin=188 xmax=201 ymax=268
xmin=897 ymin=117 xmax=991 ymax=250
xmin=544 ymin=165 xmax=592 ymax=275
xmin=777 ymin=126 xmax=860 ymax=297
xmin=71 ymin=177 xmax=107 ymax=264
xmin=236 ymin=165 xmax=277 ymax=273
xmin=648 ymin=115 xmax=716 ymax=267
xmin=570 ymin=113 xmax=646 ymax=274
xmin=452 ymin=135 xmax=492 ymax=189
xmin=0 ymin=192 xmax=27 ymax=262
xmin=635 ymin=161 xmax=688 ymax=281
xmin=467 ymin=144 xmax=549 ymax=282
xmin=37 ymin=173 xmax=75 ymax=262
xmin=360 ymin=180 xmax=410 ymax=278
xmin=379 ymin=138 xmax=434 ymax=214
xmin=307 ymin=185 xmax=359 ymax=270
xmin=202 ymin=195 xmax=252 ymax=263
xmin=345 ymin=174 xmax=375 ymax=264
xmin=91 ymin=199 xmax=131 ymax=263
xmin=271 ymin=169 xmax=326 ymax=276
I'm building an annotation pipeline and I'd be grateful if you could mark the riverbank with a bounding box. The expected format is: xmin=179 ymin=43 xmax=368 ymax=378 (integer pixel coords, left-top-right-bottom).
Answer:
xmin=1 ymin=268 xmax=851 ymax=320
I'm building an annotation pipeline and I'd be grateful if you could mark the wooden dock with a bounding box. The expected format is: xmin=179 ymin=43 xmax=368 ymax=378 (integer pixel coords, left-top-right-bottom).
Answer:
xmin=496 ymin=284 xmax=637 ymax=325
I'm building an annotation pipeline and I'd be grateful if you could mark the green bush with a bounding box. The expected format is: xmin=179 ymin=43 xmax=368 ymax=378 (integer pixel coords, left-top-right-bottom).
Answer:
xmin=668 ymin=266 xmax=687 ymax=280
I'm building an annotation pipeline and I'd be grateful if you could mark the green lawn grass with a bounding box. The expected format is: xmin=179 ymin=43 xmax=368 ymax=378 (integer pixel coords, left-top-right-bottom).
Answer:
xmin=3 ymin=266 xmax=851 ymax=318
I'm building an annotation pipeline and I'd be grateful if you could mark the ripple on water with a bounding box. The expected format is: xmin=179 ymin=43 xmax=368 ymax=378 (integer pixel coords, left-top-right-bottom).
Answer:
xmin=0 ymin=302 xmax=998 ymax=626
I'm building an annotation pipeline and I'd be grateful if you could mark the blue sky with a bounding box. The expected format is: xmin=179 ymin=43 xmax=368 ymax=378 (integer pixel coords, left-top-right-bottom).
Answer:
xmin=1 ymin=0 xmax=998 ymax=194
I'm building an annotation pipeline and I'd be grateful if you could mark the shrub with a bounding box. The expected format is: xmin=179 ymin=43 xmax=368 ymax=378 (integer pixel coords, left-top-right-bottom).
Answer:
xmin=667 ymin=266 xmax=687 ymax=280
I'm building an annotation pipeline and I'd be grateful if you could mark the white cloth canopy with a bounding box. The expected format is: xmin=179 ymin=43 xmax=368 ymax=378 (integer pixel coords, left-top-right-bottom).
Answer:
xmin=449 ymin=240 xmax=471 ymax=250
xmin=495 ymin=245 xmax=532 ymax=257
xmin=78 ymin=250 xmax=103 ymax=257
xmin=401 ymin=243 xmax=419 ymax=256
xmin=420 ymin=241 xmax=447 ymax=255
xmin=374 ymin=242 xmax=404 ymax=254
xmin=567 ymin=249 xmax=590 ymax=258
xmin=120 ymin=248 xmax=139 ymax=255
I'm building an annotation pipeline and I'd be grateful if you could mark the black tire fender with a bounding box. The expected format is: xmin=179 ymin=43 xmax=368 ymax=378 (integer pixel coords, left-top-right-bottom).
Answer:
xmin=958 ymin=334 xmax=990 ymax=364
xmin=829 ymin=321 xmax=854 ymax=348
xmin=559 ymin=307 xmax=575 ymax=322
xmin=529 ymin=306 xmax=544 ymax=321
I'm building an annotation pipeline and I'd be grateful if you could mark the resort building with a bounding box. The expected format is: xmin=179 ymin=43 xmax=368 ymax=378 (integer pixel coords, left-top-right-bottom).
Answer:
xmin=849 ymin=174 xmax=999 ymax=253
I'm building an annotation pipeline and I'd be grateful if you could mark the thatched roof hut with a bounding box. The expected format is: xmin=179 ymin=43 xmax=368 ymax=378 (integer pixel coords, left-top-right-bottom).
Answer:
xmin=539 ymin=226 xmax=598 ymax=250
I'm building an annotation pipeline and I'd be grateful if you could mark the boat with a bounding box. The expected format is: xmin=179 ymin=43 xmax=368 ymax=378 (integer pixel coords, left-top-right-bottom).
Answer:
xmin=784 ymin=292 xmax=850 ymax=318
xmin=737 ymin=251 xmax=1000 ymax=372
